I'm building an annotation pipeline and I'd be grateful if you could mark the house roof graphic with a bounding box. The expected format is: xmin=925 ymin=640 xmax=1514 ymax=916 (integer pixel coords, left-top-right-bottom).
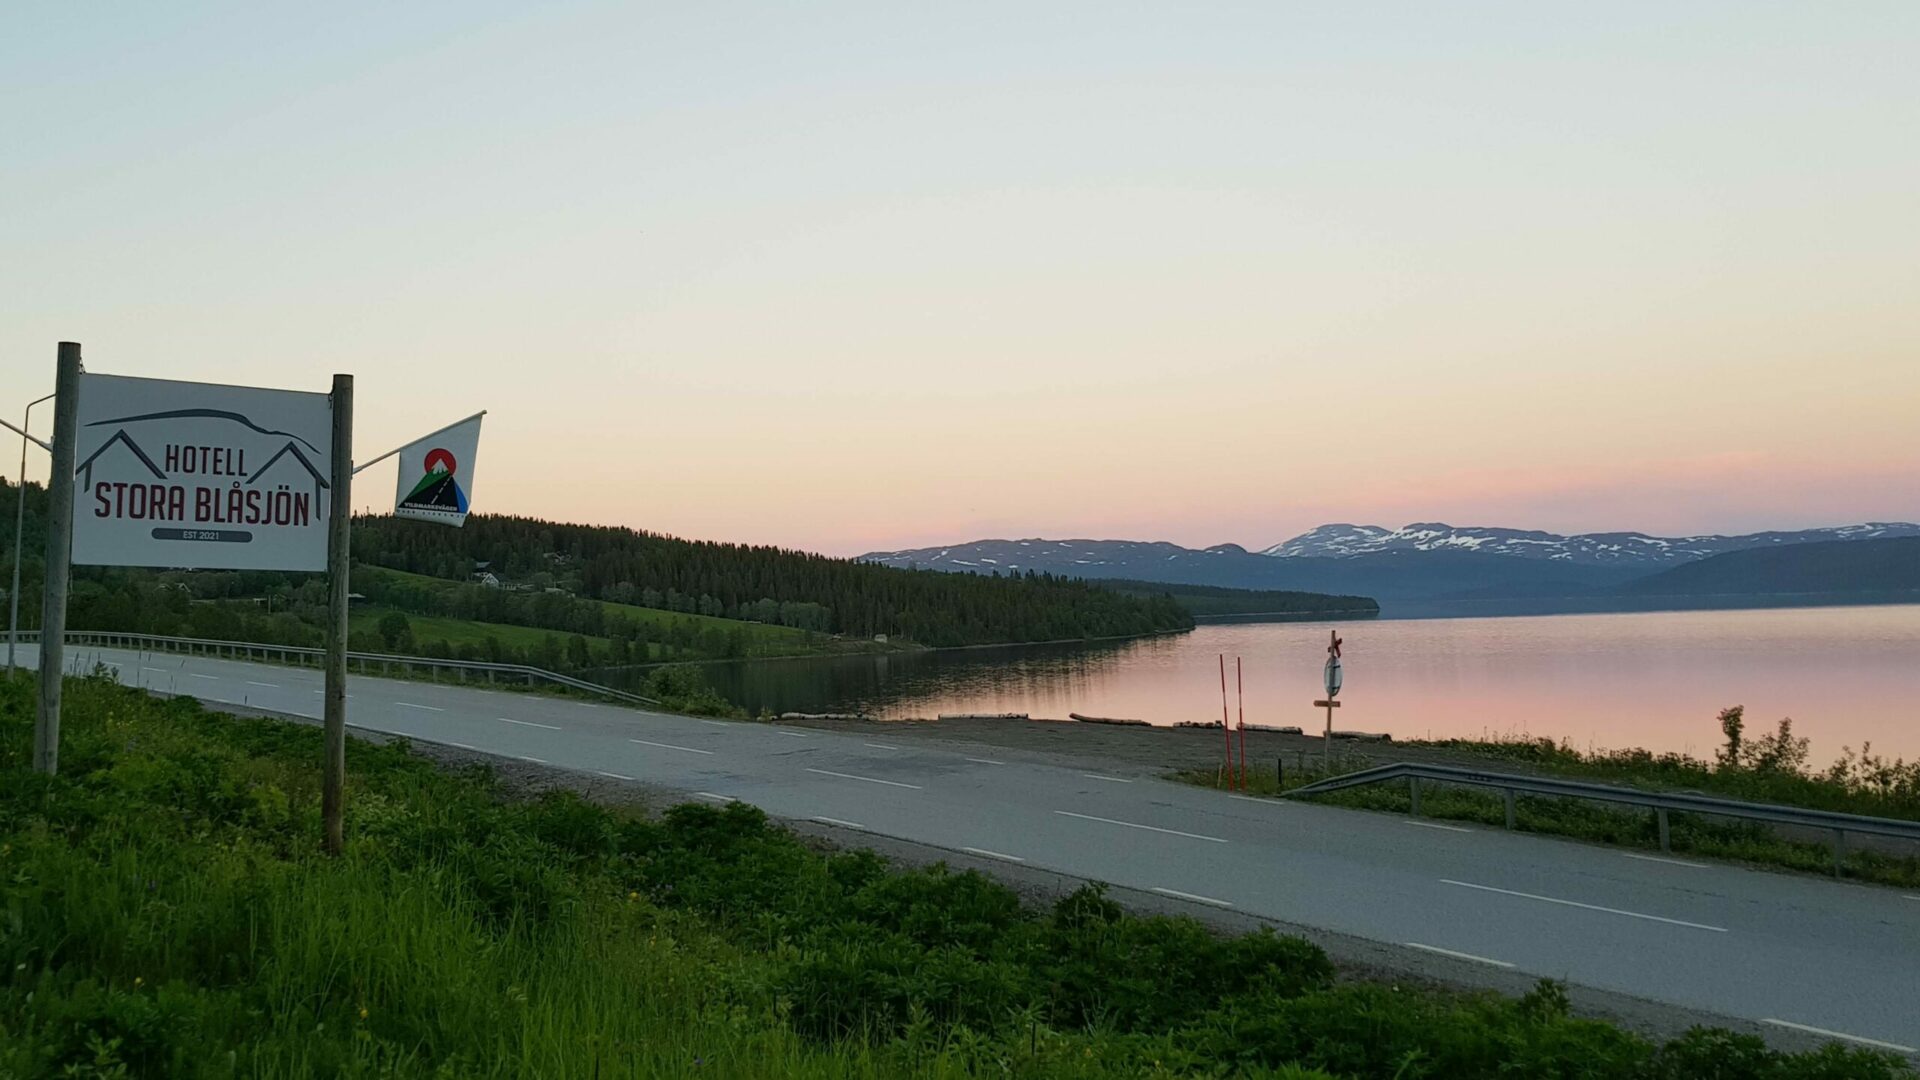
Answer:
xmin=246 ymin=441 xmax=330 ymax=501
xmin=75 ymin=429 xmax=166 ymax=492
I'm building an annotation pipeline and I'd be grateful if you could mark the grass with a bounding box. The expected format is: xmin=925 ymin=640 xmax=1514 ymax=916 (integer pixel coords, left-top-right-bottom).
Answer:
xmin=1 ymin=674 xmax=1910 ymax=1079
xmin=358 ymin=566 xmax=918 ymax=660
xmin=349 ymin=605 xmax=614 ymax=655
xmin=1180 ymin=712 xmax=1920 ymax=887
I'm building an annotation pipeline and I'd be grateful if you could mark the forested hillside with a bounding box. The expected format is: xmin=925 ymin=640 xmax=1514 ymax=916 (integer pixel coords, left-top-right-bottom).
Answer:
xmin=2 ymin=484 xmax=1191 ymax=657
xmin=352 ymin=513 xmax=1192 ymax=647
xmin=1097 ymin=578 xmax=1379 ymax=618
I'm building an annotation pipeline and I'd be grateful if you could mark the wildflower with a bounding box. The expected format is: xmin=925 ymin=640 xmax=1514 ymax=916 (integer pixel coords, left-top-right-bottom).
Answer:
xmin=628 ymin=891 xmax=638 ymax=902
xmin=359 ymin=1006 xmax=369 ymax=1021
xmin=133 ymin=977 xmax=144 ymax=988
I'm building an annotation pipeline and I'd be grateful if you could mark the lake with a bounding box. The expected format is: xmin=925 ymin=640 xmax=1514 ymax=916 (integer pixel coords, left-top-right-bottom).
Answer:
xmin=624 ymin=604 xmax=1920 ymax=763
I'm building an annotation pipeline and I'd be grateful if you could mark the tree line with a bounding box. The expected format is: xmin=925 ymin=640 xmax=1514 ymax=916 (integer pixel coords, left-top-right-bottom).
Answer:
xmin=350 ymin=512 xmax=1192 ymax=647
xmin=3 ymin=483 xmax=1193 ymax=654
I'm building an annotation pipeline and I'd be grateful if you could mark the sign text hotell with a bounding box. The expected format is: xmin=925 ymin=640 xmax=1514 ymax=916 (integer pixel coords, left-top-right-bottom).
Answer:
xmin=90 ymin=442 xmax=315 ymax=527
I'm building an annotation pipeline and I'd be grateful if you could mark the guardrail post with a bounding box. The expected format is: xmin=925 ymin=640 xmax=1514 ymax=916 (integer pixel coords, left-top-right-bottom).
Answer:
xmin=1832 ymin=829 xmax=1845 ymax=878
xmin=1504 ymin=789 xmax=1516 ymax=830
xmin=1409 ymin=776 xmax=1422 ymax=816
xmin=1657 ymin=808 xmax=1671 ymax=853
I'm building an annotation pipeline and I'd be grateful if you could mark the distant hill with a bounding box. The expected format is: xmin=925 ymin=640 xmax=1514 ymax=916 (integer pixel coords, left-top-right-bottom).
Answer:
xmin=860 ymin=537 xmax=1644 ymax=602
xmin=861 ymin=521 xmax=1920 ymax=614
xmin=1617 ymin=536 xmax=1920 ymax=598
xmin=1263 ymin=521 xmax=1920 ymax=567
xmin=1095 ymin=579 xmax=1379 ymax=619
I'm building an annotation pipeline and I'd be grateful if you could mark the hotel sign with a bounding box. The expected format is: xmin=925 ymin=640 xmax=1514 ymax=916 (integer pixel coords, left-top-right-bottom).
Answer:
xmin=70 ymin=373 xmax=334 ymax=571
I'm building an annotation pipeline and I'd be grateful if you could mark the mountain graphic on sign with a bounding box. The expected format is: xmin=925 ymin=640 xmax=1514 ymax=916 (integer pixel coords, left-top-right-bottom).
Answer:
xmin=400 ymin=457 xmax=468 ymax=514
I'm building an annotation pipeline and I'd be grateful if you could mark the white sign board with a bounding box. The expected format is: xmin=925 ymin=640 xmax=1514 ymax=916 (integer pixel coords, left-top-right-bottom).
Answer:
xmin=1323 ymin=655 xmax=1343 ymax=698
xmin=393 ymin=414 xmax=482 ymax=527
xmin=71 ymin=373 xmax=333 ymax=571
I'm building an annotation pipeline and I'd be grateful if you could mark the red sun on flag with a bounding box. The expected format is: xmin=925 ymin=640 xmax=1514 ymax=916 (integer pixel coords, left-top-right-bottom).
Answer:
xmin=423 ymin=448 xmax=457 ymax=475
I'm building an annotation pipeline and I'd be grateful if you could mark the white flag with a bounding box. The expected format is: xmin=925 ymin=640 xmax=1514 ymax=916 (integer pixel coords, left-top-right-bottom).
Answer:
xmin=393 ymin=414 xmax=483 ymax=527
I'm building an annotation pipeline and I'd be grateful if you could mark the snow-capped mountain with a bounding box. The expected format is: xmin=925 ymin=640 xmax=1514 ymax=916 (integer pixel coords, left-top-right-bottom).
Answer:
xmin=860 ymin=521 xmax=1920 ymax=610
xmin=1260 ymin=522 xmax=1920 ymax=568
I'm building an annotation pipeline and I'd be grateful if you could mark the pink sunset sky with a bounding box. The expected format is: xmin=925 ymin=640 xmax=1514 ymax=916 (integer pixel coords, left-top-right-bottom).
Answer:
xmin=4 ymin=4 xmax=1916 ymax=557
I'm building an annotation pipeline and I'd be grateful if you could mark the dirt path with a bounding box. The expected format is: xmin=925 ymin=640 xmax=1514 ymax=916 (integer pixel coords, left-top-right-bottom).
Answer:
xmin=773 ymin=713 xmax=1525 ymax=781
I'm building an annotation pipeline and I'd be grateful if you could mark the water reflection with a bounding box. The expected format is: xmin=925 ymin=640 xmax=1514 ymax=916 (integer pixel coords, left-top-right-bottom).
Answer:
xmin=598 ymin=604 xmax=1920 ymax=761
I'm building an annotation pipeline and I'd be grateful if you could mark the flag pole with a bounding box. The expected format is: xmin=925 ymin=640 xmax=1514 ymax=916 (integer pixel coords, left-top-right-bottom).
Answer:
xmin=350 ymin=410 xmax=487 ymax=475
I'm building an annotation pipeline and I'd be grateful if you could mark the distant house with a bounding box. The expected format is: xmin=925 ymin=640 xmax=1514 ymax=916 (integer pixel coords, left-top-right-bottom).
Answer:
xmin=473 ymin=571 xmax=503 ymax=589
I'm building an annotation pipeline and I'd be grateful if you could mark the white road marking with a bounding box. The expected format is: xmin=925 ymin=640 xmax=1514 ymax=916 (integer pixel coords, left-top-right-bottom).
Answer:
xmin=595 ymin=771 xmax=634 ymax=781
xmin=1902 ymin=895 xmax=1919 ymax=902
xmin=576 ymin=703 xmax=598 ymax=709
xmin=863 ymin=742 xmax=899 ymax=751
xmin=1152 ymin=887 xmax=1232 ymax=908
xmin=629 ymin=738 xmax=713 ymax=755
xmin=142 ymin=666 xmax=169 ymax=673
xmin=1440 ymin=879 xmax=1728 ymax=933
xmin=246 ymin=681 xmax=279 ymax=688
xmin=805 ymin=767 xmax=921 ymax=790
xmin=1054 ymin=810 xmax=1227 ymax=844
xmin=499 ymin=717 xmax=561 ymax=730
xmin=397 ymin=703 xmax=444 ymax=712
xmin=448 ymin=742 xmax=478 ymax=750
xmin=693 ymin=792 xmax=736 ymax=802
xmin=1622 ymin=852 xmax=1708 ymax=869
xmin=189 ymin=674 xmax=219 ymax=680
xmin=1228 ymin=794 xmax=1283 ymax=805
xmin=516 ymin=755 xmax=548 ymax=764
xmin=966 ymin=757 xmax=1007 ymax=765
xmin=700 ymin=719 xmax=732 ymax=727
xmin=777 ymin=731 xmax=809 ymax=738
xmin=1761 ymin=1019 xmax=1916 ymax=1054
xmin=1406 ymin=820 xmax=1472 ymax=833
xmin=1402 ymin=942 xmax=1515 ymax=969
xmin=962 ymin=846 xmax=1025 ymax=863
xmin=813 ymin=816 xmax=866 ymax=830
xmin=1080 ymin=773 xmax=1133 ymax=784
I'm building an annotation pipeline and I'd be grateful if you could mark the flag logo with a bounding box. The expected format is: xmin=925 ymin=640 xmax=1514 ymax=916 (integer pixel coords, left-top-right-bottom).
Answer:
xmin=392 ymin=414 xmax=482 ymax=526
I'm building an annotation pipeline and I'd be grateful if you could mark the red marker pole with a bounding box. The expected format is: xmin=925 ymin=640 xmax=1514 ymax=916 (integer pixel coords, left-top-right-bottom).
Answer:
xmin=1218 ymin=654 xmax=1232 ymax=788
xmin=1236 ymin=656 xmax=1247 ymax=791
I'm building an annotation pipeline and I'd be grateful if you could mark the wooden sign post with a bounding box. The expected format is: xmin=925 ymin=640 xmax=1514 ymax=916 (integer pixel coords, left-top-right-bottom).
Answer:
xmin=1315 ymin=630 xmax=1344 ymax=774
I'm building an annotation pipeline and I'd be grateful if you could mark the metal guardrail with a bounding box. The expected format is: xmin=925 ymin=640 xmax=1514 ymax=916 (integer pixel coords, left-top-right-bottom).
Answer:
xmin=1286 ymin=761 xmax=1920 ymax=877
xmin=14 ymin=630 xmax=659 ymax=707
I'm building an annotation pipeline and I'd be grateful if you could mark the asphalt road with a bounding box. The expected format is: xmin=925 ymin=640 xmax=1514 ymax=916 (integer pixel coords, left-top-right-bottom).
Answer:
xmin=23 ymin=644 xmax=1920 ymax=1055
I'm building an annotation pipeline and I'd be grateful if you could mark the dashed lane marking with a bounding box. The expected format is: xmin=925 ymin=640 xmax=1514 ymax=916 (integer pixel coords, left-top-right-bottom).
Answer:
xmin=694 ymin=792 xmax=736 ymax=802
xmin=397 ymin=703 xmax=444 ymax=712
xmin=805 ymin=768 xmax=921 ymax=790
xmin=1406 ymin=820 xmax=1472 ymax=833
xmin=1151 ymin=887 xmax=1231 ymax=908
xmin=1441 ymin=879 xmax=1728 ymax=933
xmin=813 ymin=816 xmax=866 ymax=830
xmin=962 ymin=847 xmax=1025 ymax=863
xmin=1402 ymin=942 xmax=1514 ymax=969
xmin=596 ymin=771 xmax=635 ymax=781
xmin=246 ymin=681 xmax=279 ymax=688
xmin=1080 ymin=773 xmax=1133 ymax=784
xmin=1622 ymin=852 xmax=1709 ymax=869
xmin=1053 ymin=810 xmax=1227 ymax=844
xmin=966 ymin=757 xmax=1006 ymax=765
xmin=500 ymin=718 xmax=561 ymax=730
xmin=863 ymin=743 xmax=899 ymax=751
xmin=516 ymin=755 xmax=548 ymax=764
xmin=629 ymin=738 xmax=713 ymax=755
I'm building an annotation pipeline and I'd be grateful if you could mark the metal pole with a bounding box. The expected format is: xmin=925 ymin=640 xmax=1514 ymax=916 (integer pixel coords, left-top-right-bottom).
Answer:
xmin=1217 ymin=654 xmax=1231 ymax=788
xmin=7 ymin=391 xmax=56 ymax=675
xmin=34 ymin=344 xmax=81 ymax=774
xmin=322 ymin=374 xmax=353 ymax=856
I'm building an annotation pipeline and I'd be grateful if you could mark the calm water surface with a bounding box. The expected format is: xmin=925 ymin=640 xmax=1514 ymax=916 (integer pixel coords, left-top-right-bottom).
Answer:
xmin=665 ymin=605 xmax=1920 ymax=762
